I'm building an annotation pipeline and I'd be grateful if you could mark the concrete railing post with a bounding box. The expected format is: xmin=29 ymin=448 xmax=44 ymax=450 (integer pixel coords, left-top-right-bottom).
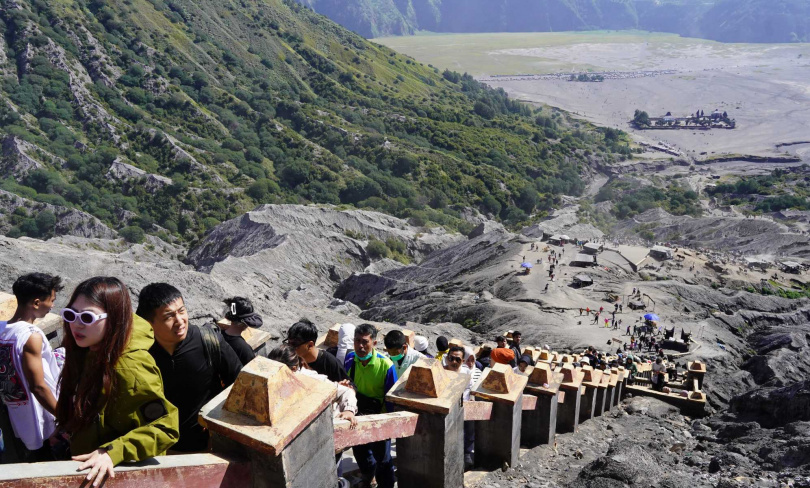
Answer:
xmin=687 ymin=360 xmax=707 ymax=390
xmin=610 ymin=368 xmax=623 ymax=408
xmin=521 ymin=363 xmax=561 ymax=448
xmin=472 ymin=363 xmax=528 ymax=470
xmin=579 ymin=366 xmax=603 ymax=424
xmin=604 ymin=369 xmax=618 ymax=412
xmin=386 ymin=358 xmax=469 ymax=488
xmin=556 ymin=365 xmax=583 ymax=434
xmin=199 ymin=357 xmax=337 ymax=488
xmin=594 ymin=372 xmax=610 ymax=417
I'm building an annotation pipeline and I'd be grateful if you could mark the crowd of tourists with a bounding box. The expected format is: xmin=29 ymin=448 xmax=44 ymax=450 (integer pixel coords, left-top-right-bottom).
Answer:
xmin=0 ymin=272 xmax=683 ymax=487
xmin=0 ymin=273 xmax=477 ymax=486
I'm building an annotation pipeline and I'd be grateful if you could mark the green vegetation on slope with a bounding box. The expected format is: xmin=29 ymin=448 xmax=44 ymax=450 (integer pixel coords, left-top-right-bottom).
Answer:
xmin=0 ymin=0 xmax=629 ymax=244
xmin=706 ymin=169 xmax=810 ymax=213
xmin=596 ymin=178 xmax=702 ymax=220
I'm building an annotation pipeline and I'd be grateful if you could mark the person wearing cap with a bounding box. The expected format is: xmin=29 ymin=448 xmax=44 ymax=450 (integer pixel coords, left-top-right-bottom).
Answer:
xmin=514 ymin=354 xmax=534 ymax=374
xmin=221 ymin=297 xmax=260 ymax=366
xmin=413 ymin=335 xmax=433 ymax=358
xmin=435 ymin=336 xmax=449 ymax=362
xmin=383 ymin=330 xmax=424 ymax=378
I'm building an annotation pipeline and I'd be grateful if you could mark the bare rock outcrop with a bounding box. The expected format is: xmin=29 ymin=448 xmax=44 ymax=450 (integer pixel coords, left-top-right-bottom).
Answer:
xmin=521 ymin=205 xmax=604 ymax=242
xmin=1 ymin=135 xmax=66 ymax=177
xmin=613 ymin=208 xmax=810 ymax=256
xmin=107 ymin=158 xmax=172 ymax=193
xmin=0 ymin=189 xmax=117 ymax=240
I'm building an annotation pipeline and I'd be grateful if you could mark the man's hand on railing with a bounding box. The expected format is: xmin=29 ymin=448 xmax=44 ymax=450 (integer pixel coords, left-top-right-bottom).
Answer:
xmin=73 ymin=449 xmax=115 ymax=487
xmin=337 ymin=410 xmax=358 ymax=429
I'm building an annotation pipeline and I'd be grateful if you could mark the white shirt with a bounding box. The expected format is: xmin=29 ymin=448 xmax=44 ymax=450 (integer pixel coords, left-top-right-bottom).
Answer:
xmin=390 ymin=347 xmax=425 ymax=379
xmin=0 ymin=321 xmax=61 ymax=450
xmin=652 ymin=362 xmax=666 ymax=374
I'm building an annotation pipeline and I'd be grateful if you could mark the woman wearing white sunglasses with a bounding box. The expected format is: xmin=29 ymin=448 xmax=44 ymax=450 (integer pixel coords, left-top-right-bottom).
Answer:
xmin=55 ymin=277 xmax=179 ymax=487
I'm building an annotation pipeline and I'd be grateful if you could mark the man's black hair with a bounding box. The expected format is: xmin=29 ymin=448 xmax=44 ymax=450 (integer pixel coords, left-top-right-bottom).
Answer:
xmin=447 ymin=345 xmax=465 ymax=356
xmin=512 ymin=331 xmax=522 ymax=337
xmin=224 ymin=296 xmax=254 ymax=319
xmin=12 ymin=273 xmax=63 ymax=305
xmin=136 ymin=283 xmax=184 ymax=321
xmin=287 ymin=318 xmax=318 ymax=344
xmin=384 ymin=330 xmax=406 ymax=349
xmin=355 ymin=323 xmax=378 ymax=340
xmin=436 ymin=335 xmax=449 ymax=351
xmin=495 ymin=335 xmax=506 ymax=342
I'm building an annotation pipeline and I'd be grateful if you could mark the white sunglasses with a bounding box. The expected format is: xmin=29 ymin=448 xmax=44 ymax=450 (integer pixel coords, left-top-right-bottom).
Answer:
xmin=61 ymin=308 xmax=108 ymax=325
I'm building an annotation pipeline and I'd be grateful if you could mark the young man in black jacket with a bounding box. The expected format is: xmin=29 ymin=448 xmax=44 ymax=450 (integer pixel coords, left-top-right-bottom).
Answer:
xmin=137 ymin=283 xmax=242 ymax=452
xmin=285 ymin=318 xmax=349 ymax=383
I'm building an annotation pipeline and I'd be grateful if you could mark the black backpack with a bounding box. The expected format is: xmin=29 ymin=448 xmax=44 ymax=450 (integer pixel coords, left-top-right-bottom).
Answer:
xmin=199 ymin=324 xmax=223 ymax=384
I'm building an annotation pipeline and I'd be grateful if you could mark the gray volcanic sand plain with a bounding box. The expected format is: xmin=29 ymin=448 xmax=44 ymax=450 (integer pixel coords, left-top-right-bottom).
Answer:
xmin=375 ymin=32 xmax=810 ymax=159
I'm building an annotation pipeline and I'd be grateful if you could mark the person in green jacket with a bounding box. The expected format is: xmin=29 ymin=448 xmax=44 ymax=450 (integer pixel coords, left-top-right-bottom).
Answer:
xmin=55 ymin=277 xmax=179 ymax=487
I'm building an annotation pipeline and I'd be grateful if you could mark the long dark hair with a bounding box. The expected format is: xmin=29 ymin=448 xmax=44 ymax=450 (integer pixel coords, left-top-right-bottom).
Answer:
xmin=56 ymin=277 xmax=133 ymax=434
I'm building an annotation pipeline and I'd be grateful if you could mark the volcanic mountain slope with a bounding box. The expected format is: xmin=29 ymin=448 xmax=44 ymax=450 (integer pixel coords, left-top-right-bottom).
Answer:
xmin=336 ymin=224 xmax=810 ymax=484
xmin=296 ymin=0 xmax=810 ymax=43
xmin=0 ymin=0 xmax=620 ymax=246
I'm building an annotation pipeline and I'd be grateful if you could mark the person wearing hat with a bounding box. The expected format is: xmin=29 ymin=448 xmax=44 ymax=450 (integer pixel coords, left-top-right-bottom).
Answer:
xmin=492 ymin=336 xmax=516 ymax=367
xmin=435 ymin=336 xmax=449 ymax=362
xmin=413 ymin=335 xmax=433 ymax=358
xmin=514 ymin=354 xmax=534 ymax=374
xmin=579 ymin=356 xmax=591 ymax=368
xmin=221 ymin=297 xmax=260 ymax=366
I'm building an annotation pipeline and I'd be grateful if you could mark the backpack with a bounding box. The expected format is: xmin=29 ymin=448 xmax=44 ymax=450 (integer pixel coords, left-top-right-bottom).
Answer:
xmin=199 ymin=324 xmax=223 ymax=385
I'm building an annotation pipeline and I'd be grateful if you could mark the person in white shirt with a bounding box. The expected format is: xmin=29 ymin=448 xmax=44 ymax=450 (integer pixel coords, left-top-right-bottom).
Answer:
xmin=383 ymin=330 xmax=424 ymax=378
xmin=335 ymin=323 xmax=356 ymax=365
xmin=651 ymin=357 xmax=667 ymax=391
xmin=0 ymin=273 xmax=64 ymax=461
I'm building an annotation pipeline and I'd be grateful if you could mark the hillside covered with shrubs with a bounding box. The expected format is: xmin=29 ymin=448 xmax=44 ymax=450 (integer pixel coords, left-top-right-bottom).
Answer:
xmin=0 ymin=0 xmax=630 ymax=245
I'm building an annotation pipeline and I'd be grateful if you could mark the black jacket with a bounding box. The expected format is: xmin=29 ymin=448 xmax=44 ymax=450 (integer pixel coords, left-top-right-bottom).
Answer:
xmin=222 ymin=332 xmax=256 ymax=366
xmin=149 ymin=325 xmax=242 ymax=452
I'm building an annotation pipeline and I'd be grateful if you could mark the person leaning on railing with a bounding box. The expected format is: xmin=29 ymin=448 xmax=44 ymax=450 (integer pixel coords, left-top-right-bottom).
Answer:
xmin=55 ymin=277 xmax=179 ymax=488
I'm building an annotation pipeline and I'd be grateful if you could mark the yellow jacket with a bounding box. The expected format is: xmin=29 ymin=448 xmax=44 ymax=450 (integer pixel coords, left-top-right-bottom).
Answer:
xmin=70 ymin=316 xmax=179 ymax=465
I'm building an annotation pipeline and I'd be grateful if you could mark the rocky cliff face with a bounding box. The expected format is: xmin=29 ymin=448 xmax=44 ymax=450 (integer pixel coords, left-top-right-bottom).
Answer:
xmin=613 ymin=208 xmax=810 ymax=257
xmin=0 ymin=205 xmax=462 ymax=338
xmin=1 ymin=203 xmax=809 ymax=484
xmin=0 ymin=189 xmax=117 ymax=240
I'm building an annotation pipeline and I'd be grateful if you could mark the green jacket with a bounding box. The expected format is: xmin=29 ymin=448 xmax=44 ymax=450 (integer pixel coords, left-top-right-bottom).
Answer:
xmin=71 ymin=316 xmax=179 ymax=465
